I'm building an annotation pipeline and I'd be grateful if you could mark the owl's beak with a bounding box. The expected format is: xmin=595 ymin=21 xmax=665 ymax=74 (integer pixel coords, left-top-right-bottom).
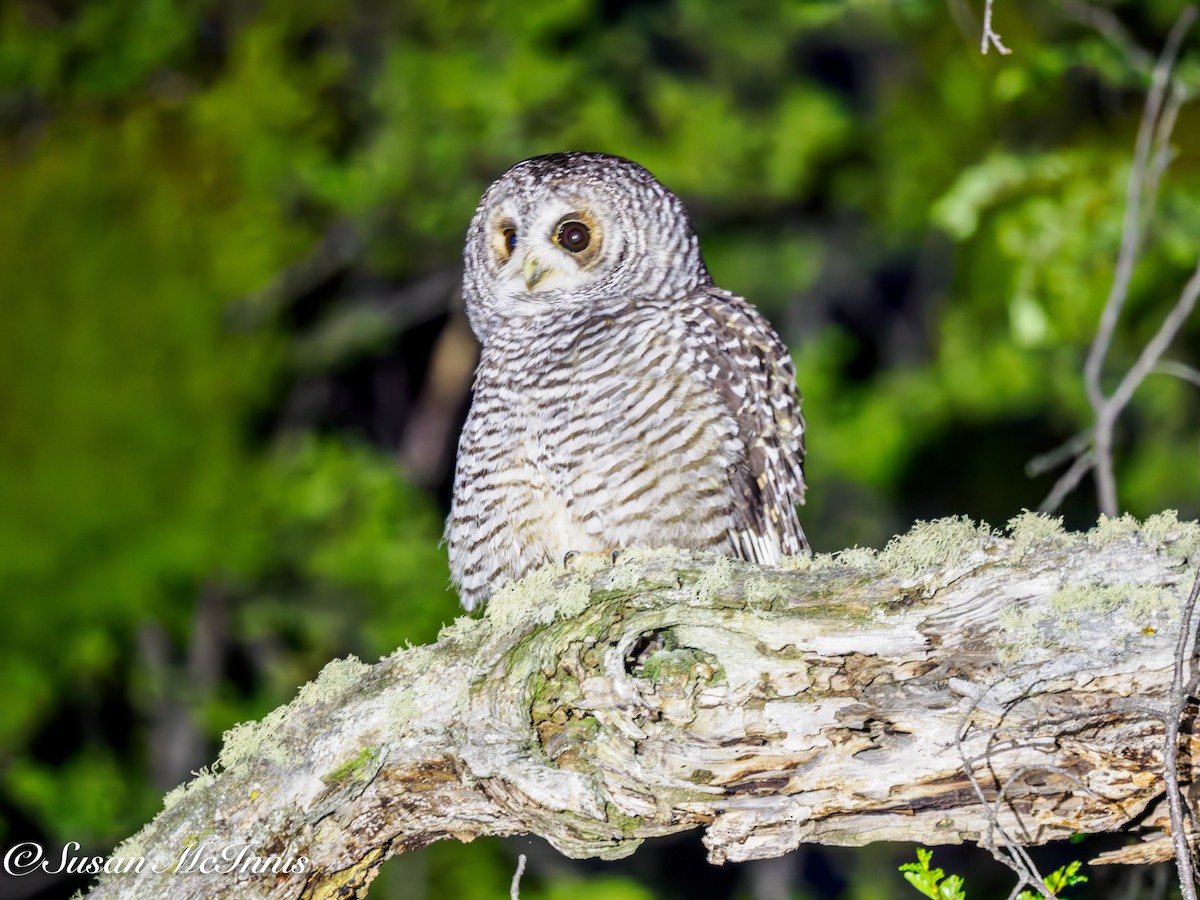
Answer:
xmin=523 ymin=255 xmax=549 ymax=291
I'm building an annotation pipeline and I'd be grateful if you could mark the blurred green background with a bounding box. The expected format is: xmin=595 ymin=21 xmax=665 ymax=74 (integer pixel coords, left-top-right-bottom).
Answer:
xmin=0 ymin=1 xmax=1197 ymax=898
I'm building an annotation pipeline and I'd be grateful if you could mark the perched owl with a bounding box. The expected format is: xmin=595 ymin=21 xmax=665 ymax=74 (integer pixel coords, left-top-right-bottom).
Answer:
xmin=447 ymin=152 xmax=808 ymax=610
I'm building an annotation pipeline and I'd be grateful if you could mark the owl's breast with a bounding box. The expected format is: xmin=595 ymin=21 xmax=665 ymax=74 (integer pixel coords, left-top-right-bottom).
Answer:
xmin=511 ymin=309 xmax=737 ymax=541
xmin=448 ymin=305 xmax=744 ymax=608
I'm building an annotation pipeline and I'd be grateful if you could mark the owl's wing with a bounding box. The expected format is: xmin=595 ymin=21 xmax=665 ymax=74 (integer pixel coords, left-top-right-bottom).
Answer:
xmin=684 ymin=287 xmax=809 ymax=562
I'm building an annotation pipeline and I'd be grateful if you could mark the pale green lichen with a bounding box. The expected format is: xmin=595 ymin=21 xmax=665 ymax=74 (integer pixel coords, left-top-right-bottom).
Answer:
xmin=744 ymin=575 xmax=783 ymax=609
xmin=436 ymin=614 xmax=484 ymax=645
xmin=112 ymin=766 xmax=219 ymax=863
xmin=385 ymin=684 xmax=417 ymax=731
xmin=295 ymin=655 xmax=369 ymax=706
xmin=218 ymin=656 xmax=370 ymax=773
xmin=320 ymin=746 xmax=380 ymax=785
xmin=780 ymin=552 xmax=814 ymax=572
xmin=1091 ymin=513 xmax=1142 ymax=546
xmin=1007 ymin=510 xmax=1068 ymax=557
xmin=996 ymin=605 xmax=1047 ymax=662
xmin=603 ymin=561 xmax=653 ymax=593
xmin=1142 ymin=510 xmax=1200 ymax=562
xmin=485 ymin=553 xmax=620 ymax=631
xmin=832 ymin=546 xmax=881 ymax=570
xmin=807 ymin=545 xmax=884 ymax=577
xmin=693 ymin=554 xmax=735 ymax=602
xmin=997 ymin=565 xmax=1184 ymax=660
xmin=160 ymin=766 xmax=216 ymax=812
xmin=219 ymin=710 xmax=295 ymax=772
xmin=1048 ymin=582 xmax=1178 ymax=627
xmin=881 ymin=517 xmax=994 ymax=579
xmin=486 ymin=565 xmax=581 ymax=629
xmin=556 ymin=573 xmax=595 ymax=618
xmin=107 ymin=828 xmax=149 ymax=866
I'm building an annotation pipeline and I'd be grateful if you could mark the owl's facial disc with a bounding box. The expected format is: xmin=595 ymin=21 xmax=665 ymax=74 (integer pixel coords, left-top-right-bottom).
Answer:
xmin=488 ymin=201 xmax=608 ymax=298
xmin=463 ymin=153 xmax=712 ymax=343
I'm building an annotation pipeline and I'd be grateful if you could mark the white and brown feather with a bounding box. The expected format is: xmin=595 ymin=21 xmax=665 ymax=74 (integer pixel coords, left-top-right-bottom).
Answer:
xmin=447 ymin=153 xmax=807 ymax=610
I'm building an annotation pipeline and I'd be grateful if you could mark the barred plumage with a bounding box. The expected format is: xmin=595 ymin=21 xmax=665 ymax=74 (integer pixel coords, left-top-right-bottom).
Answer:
xmin=447 ymin=153 xmax=807 ymax=610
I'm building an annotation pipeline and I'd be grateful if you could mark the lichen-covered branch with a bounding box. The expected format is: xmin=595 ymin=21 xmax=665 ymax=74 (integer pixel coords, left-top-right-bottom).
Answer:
xmin=88 ymin=513 xmax=1200 ymax=899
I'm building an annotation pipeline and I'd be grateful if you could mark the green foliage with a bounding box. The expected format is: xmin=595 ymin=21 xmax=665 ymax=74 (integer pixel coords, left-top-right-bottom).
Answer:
xmin=1 ymin=0 xmax=1197 ymax=897
xmin=1017 ymin=860 xmax=1088 ymax=899
xmin=899 ymin=847 xmax=967 ymax=900
xmin=900 ymin=849 xmax=1089 ymax=900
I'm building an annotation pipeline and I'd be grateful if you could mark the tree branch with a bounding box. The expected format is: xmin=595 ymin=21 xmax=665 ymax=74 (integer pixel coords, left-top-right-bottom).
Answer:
xmin=87 ymin=514 xmax=1200 ymax=899
xmin=1082 ymin=7 xmax=1196 ymax=413
xmin=981 ymin=0 xmax=1012 ymax=55
xmin=1056 ymin=5 xmax=1200 ymax=517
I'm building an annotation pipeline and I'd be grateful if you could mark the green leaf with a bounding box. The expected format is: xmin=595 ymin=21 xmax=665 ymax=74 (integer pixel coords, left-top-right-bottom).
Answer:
xmin=900 ymin=848 xmax=965 ymax=900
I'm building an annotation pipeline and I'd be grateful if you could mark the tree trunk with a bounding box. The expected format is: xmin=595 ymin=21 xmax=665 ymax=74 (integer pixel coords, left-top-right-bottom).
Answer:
xmin=87 ymin=513 xmax=1200 ymax=899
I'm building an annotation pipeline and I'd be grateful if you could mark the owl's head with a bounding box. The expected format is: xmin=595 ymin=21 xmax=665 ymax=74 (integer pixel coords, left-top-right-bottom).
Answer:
xmin=462 ymin=152 xmax=711 ymax=343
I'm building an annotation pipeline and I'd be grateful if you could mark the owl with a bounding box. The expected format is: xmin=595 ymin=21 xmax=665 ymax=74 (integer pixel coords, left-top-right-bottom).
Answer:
xmin=447 ymin=152 xmax=808 ymax=611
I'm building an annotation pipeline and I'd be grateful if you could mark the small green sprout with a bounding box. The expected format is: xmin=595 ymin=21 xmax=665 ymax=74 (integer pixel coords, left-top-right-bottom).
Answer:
xmin=899 ymin=847 xmax=966 ymax=900
xmin=899 ymin=849 xmax=1087 ymax=900
xmin=1016 ymin=860 xmax=1087 ymax=899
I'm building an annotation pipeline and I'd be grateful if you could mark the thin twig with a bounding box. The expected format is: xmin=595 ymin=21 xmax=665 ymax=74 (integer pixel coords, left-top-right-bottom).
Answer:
xmin=1086 ymin=7 xmax=1197 ymax=516
xmin=1155 ymin=361 xmax=1200 ymax=389
xmin=1108 ymin=259 xmax=1200 ymax=418
xmin=1027 ymin=429 xmax=1092 ymax=478
xmin=1037 ymin=5 xmax=1199 ymax=515
xmin=510 ymin=853 xmax=527 ymax=900
xmin=1082 ymin=6 xmax=1195 ymax=409
xmin=1147 ymin=82 xmax=1190 ymax=202
xmin=1039 ymin=451 xmax=1094 ymax=513
xmin=956 ymin=677 xmax=1056 ymax=898
xmin=1027 ymin=429 xmax=1094 ymax=480
xmin=984 ymin=761 xmax=1116 ymax=898
xmin=1166 ymin=566 xmax=1200 ymax=900
xmin=982 ymin=0 xmax=1013 ymax=54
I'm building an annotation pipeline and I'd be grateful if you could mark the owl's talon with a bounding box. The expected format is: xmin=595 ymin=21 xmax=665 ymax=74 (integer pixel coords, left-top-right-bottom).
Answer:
xmin=611 ymin=549 xmax=623 ymax=565
xmin=563 ymin=550 xmax=580 ymax=568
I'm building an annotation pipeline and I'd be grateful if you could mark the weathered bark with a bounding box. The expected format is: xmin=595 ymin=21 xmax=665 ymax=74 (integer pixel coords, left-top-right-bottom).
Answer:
xmin=88 ymin=513 xmax=1200 ymax=899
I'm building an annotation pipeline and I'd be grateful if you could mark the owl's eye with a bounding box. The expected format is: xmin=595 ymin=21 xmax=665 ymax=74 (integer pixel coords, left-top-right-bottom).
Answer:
xmin=502 ymin=227 xmax=518 ymax=255
xmin=557 ymin=221 xmax=591 ymax=253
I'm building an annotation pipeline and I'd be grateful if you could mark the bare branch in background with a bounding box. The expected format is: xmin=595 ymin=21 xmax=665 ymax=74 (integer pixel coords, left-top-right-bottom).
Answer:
xmin=510 ymin=854 xmax=527 ymax=900
xmin=1027 ymin=429 xmax=1092 ymax=478
xmin=1083 ymin=6 xmax=1196 ymax=407
xmin=1155 ymin=361 xmax=1200 ymax=390
xmin=981 ymin=0 xmax=1013 ymax=55
xmin=1038 ymin=450 xmax=1094 ymax=514
xmin=1038 ymin=6 xmax=1199 ymax=515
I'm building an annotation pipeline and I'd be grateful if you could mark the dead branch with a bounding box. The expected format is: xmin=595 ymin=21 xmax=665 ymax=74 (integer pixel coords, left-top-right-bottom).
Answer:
xmin=1041 ymin=5 xmax=1199 ymax=516
xmin=981 ymin=0 xmax=1012 ymax=55
xmin=82 ymin=513 xmax=1200 ymax=900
